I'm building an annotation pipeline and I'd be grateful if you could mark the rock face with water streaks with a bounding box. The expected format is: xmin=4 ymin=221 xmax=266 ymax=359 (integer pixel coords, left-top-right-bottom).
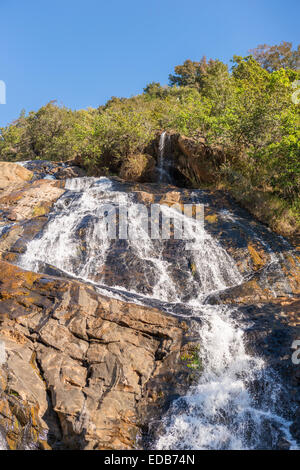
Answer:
xmin=0 ymin=177 xmax=65 ymax=265
xmin=0 ymin=261 xmax=199 ymax=450
xmin=0 ymin=161 xmax=300 ymax=450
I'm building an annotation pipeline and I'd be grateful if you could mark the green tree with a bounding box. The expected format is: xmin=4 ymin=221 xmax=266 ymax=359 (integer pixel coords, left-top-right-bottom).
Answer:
xmin=169 ymin=57 xmax=209 ymax=89
xmin=0 ymin=101 xmax=78 ymax=161
xmin=143 ymin=82 xmax=169 ymax=99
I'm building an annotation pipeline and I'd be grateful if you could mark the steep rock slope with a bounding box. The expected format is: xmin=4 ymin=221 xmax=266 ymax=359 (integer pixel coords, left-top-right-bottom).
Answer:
xmin=0 ymin=162 xmax=299 ymax=450
xmin=0 ymin=261 xmax=198 ymax=449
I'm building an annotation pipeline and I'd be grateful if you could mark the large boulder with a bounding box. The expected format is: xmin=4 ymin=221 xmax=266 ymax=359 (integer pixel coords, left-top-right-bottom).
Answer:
xmin=177 ymin=135 xmax=225 ymax=185
xmin=0 ymin=179 xmax=65 ymax=223
xmin=0 ymin=162 xmax=33 ymax=189
xmin=0 ymin=178 xmax=65 ymax=263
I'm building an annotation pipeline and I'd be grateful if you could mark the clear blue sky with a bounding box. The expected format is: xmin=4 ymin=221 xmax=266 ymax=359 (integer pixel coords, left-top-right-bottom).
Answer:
xmin=0 ymin=0 xmax=299 ymax=127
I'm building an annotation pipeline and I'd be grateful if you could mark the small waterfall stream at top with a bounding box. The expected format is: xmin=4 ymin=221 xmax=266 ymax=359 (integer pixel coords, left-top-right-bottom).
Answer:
xmin=17 ymin=174 xmax=298 ymax=450
xmin=157 ymin=132 xmax=173 ymax=184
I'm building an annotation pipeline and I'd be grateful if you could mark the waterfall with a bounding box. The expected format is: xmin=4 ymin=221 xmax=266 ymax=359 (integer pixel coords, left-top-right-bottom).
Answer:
xmin=18 ymin=177 xmax=242 ymax=302
xmin=157 ymin=132 xmax=172 ymax=183
xmin=19 ymin=177 xmax=116 ymax=281
xmin=17 ymin=175 xmax=298 ymax=450
xmin=155 ymin=304 xmax=297 ymax=450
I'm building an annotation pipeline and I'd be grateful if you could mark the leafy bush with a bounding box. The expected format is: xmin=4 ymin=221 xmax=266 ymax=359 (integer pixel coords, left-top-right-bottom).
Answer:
xmin=0 ymin=44 xmax=299 ymax=232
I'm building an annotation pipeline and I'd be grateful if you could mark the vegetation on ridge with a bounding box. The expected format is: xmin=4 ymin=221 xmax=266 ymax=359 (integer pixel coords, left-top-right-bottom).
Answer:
xmin=0 ymin=42 xmax=299 ymax=237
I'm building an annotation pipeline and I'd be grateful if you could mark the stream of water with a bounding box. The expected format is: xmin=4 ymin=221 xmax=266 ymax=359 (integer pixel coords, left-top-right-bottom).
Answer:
xmin=158 ymin=131 xmax=173 ymax=184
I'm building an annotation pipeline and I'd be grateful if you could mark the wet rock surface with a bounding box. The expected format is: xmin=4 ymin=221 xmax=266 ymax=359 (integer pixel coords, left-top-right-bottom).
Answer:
xmin=15 ymin=160 xmax=86 ymax=181
xmin=240 ymin=296 xmax=300 ymax=445
xmin=0 ymin=178 xmax=65 ymax=265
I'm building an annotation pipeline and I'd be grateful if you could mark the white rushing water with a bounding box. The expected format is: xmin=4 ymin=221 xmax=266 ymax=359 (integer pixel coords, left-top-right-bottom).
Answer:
xmin=19 ymin=177 xmax=180 ymax=299
xmin=157 ymin=132 xmax=173 ymax=183
xmin=20 ymin=177 xmax=118 ymax=281
xmin=0 ymin=432 xmax=8 ymax=450
xmin=155 ymin=304 xmax=297 ymax=450
xmin=17 ymin=175 xmax=297 ymax=450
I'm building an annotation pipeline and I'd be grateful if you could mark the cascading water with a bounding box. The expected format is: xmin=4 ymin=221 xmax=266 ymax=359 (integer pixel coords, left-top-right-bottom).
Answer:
xmin=157 ymin=132 xmax=173 ymax=184
xmin=155 ymin=304 xmax=297 ymax=450
xmin=17 ymin=174 xmax=298 ymax=450
xmin=19 ymin=177 xmax=181 ymax=300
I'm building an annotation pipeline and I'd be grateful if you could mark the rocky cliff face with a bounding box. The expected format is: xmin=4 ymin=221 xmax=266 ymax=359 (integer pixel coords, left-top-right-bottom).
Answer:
xmin=0 ymin=261 xmax=199 ymax=450
xmin=0 ymin=161 xmax=299 ymax=450
xmin=0 ymin=164 xmax=199 ymax=449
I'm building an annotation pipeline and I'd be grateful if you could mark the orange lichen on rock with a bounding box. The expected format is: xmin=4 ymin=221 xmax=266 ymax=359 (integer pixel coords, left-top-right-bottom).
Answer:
xmin=248 ymin=243 xmax=267 ymax=270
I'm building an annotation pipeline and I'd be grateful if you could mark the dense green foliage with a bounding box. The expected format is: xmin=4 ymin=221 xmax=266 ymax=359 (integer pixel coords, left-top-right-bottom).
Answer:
xmin=1 ymin=43 xmax=299 ymax=232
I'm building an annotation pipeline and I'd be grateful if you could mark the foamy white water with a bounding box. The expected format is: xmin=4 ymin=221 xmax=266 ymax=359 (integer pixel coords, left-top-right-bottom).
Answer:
xmin=155 ymin=305 xmax=297 ymax=450
xmin=19 ymin=177 xmax=183 ymax=300
xmin=0 ymin=432 xmax=7 ymax=450
xmin=20 ymin=177 xmax=118 ymax=280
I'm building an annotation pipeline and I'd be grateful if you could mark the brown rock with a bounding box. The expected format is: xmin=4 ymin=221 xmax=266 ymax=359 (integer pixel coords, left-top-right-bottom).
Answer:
xmin=177 ymin=135 xmax=224 ymax=185
xmin=248 ymin=242 xmax=267 ymax=270
xmin=0 ymin=162 xmax=33 ymax=189
xmin=0 ymin=261 xmax=197 ymax=450
xmin=119 ymin=154 xmax=156 ymax=183
xmin=0 ymin=179 xmax=65 ymax=223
